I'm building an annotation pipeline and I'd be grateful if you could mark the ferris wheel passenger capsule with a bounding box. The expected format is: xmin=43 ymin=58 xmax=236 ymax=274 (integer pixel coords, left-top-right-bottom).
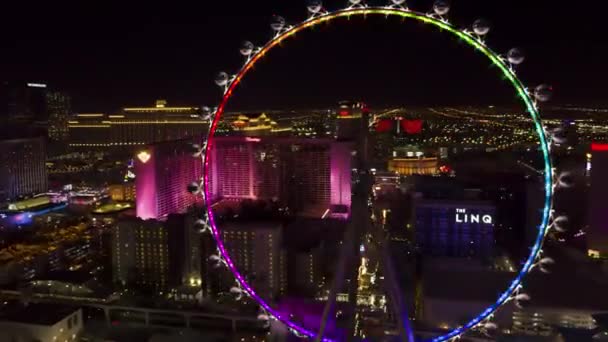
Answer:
xmin=534 ymin=84 xmax=553 ymax=102
xmin=539 ymin=257 xmax=555 ymax=273
xmin=271 ymin=15 xmax=286 ymax=31
xmin=552 ymin=215 xmax=569 ymax=232
xmin=201 ymin=106 xmax=214 ymax=119
xmin=514 ymin=293 xmax=531 ymax=308
xmin=194 ymin=221 xmax=210 ymax=234
xmin=187 ymin=182 xmax=200 ymax=194
xmin=307 ymin=0 xmax=323 ymax=13
xmin=215 ymin=72 xmax=229 ymax=87
xmin=240 ymin=41 xmax=254 ymax=56
xmin=557 ymin=172 xmax=574 ymax=188
xmin=188 ymin=143 xmax=202 ymax=157
xmin=433 ymin=0 xmax=450 ymax=16
xmin=209 ymin=254 xmax=221 ymax=262
xmin=551 ymin=127 xmax=567 ymax=144
xmin=484 ymin=322 xmax=498 ymax=330
xmin=507 ymin=48 xmax=525 ymax=65
xmin=348 ymin=0 xmax=364 ymax=7
xmin=472 ymin=18 xmax=491 ymax=36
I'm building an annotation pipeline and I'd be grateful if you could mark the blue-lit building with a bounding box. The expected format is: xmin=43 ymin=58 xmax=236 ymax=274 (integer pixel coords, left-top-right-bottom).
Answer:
xmin=415 ymin=200 xmax=495 ymax=258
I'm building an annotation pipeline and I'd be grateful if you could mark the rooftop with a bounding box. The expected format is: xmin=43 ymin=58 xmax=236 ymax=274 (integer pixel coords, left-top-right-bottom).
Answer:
xmin=92 ymin=202 xmax=133 ymax=214
xmin=6 ymin=196 xmax=51 ymax=211
xmin=424 ymin=261 xmax=608 ymax=311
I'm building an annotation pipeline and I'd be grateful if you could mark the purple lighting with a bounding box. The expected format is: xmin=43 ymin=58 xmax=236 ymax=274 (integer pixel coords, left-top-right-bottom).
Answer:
xmin=136 ymin=148 xmax=157 ymax=220
xmin=330 ymin=142 xmax=352 ymax=209
xmin=136 ymin=142 xmax=202 ymax=220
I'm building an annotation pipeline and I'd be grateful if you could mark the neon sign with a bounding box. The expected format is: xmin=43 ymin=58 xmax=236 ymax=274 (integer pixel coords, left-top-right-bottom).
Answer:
xmin=455 ymin=208 xmax=493 ymax=224
xmin=137 ymin=151 xmax=151 ymax=164
xmin=591 ymin=143 xmax=608 ymax=152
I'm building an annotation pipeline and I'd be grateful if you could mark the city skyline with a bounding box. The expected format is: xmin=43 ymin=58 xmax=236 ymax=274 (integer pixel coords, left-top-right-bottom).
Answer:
xmin=1 ymin=0 xmax=607 ymax=112
xmin=0 ymin=2 xmax=607 ymax=342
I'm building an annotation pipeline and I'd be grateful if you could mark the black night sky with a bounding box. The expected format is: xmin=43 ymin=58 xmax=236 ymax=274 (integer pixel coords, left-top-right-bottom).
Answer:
xmin=1 ymin=0 xmax=607 ymax=112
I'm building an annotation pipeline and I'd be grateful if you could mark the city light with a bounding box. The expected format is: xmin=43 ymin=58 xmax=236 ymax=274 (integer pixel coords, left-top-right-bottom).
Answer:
xmin=137 ymin=151 xmax=151 ymax=164
xmin=591 ymin=142 xmax=608 ymax=151
xmin=201 ymin=6 xmax=554 ymax=342
xmin=7 ymin=1 xmax=599 ymax=341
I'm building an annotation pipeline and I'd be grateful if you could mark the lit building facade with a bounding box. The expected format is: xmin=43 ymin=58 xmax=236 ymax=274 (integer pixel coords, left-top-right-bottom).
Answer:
xmin=108 ymin=183 xmax=136 ymax=202
xmin=113 ymin=213 xmax=201 ymax=292
xmin=135 ymin=139 xmax=202 ymax=220
xmin=232 ymin=113 xmax=291 ymax=135
xmin=415 ymin=200 xmax=495 ymax=258
xmin=112 ymin=218 xmax=169 ymax=289
xmin=166 ymin=211 xmax=202 ymax=288
xmin=0 ymin=136 xmax=47 ymax=202
xmin=220 ymin=222 xmax=286 ymax=298
xmin=588 ymin=142 xmax=608 ymax=258
xmin=46 ymin=91 xmax=71 ymax=141
xmin=68 ymin=100 xmax=208 ymax=149
xmin=388 ymin=157 xmax=438 ymax=176
xmin=388 ymin=146 xmax=438 ymax=175
xmin=330 ymin=142 xmax=352 ymax=208
xmin=291 ymin=247 xmax=325 ymax=297
xmin=336 ymin=101 xmax=368 ymax=141
xmin=208 ymin=137 xmax=351 ymax=217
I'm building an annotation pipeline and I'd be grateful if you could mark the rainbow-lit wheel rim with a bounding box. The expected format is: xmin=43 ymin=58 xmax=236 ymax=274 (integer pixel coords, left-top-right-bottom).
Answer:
xmin=202 ymin=7 xmax=553 ymax=342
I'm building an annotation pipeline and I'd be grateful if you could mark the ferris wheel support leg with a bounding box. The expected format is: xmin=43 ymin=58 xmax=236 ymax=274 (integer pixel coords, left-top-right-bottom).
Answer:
xmin=315 ymin=221 xmax=356 ymax=342
xmin=373 ymin=217 xmax=414 ymax=342
xmin=380 ymin=238 xmax=415 ymax=342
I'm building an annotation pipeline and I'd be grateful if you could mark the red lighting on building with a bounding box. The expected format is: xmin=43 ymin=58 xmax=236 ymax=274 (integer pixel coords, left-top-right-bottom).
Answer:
xmin=375 ymin=119 xmax=393 ymax=133
xmin=591 ymin=143 xmax=608 ymax=152
xmin=339 ymin=110 xmax=350 ymax=117
xmin=361 ymin=103 xmax=370 ymax=114
xmin=401 ymin=119 xmax=423 ymax=134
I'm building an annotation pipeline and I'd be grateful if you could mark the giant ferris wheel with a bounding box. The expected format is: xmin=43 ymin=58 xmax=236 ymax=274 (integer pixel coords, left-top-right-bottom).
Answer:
xmin=189 ymin=1 xmax=565 ymax=341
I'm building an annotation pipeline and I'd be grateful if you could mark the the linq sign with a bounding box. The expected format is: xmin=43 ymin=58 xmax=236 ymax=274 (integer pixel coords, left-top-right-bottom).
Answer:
xmin=455 ymin=208 xmax=493 ymax=225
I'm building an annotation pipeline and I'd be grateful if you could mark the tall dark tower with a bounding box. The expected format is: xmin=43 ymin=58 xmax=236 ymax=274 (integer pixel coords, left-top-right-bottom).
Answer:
xmin=5 ymin=82 xmax=48 ymax=124
xmin=336 ymin=101 xmax=372 ymax=168
xmin=1 ymin=82 xmax=49 ymax=139
xmin=588 ymin=143 xmax=608 ymax=259
xmin=336 ymin=101 xmax=364 ymax=141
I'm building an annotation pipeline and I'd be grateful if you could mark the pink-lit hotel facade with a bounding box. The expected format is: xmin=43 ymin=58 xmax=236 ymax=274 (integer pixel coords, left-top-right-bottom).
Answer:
xmin=207 ymin=137 xmax=352 ymax=218
xmin=135 ymin=140 xmax=202 ymax=220
xmin=135 ymin=136 xmax=351 ymax=220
